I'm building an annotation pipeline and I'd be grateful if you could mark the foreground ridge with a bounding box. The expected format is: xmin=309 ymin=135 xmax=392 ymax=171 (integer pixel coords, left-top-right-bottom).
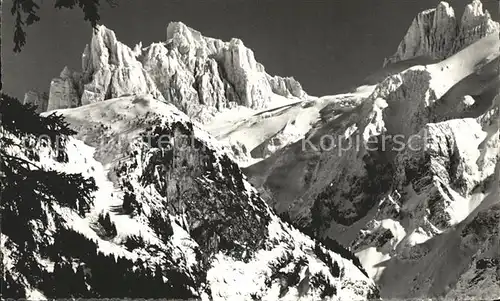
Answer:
xmin=1 ymin=95 xmax=379 ymax=300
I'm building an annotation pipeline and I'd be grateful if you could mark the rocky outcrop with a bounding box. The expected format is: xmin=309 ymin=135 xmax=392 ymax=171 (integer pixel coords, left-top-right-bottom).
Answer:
xmin=454 ymin=0 xmax=500 ymax=52
xmin=43 ymin=22 xmax=308 ymax=122
xmin=80 ymin=26 xmax=164 ymax=105
xmin=267 ymin=75 xmax=307 ymax=99
xmin=219 ymin=38 xmax=274 ymax=108
xmin=46 ymin=66 xmax=81 ymax=111
xmin=149 ymin=22 xmax=308 ymax=116
xmin=23 ymin=90 xmax=49 ymax=112
xmin=446 ymin=202 xmax=500 ymax=300
xmin=384 ymin=0 xmax=499 ymax=65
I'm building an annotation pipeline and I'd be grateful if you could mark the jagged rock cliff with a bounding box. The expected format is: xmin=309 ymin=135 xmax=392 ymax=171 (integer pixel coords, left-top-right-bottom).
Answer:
xmin=384 ymin=0 xmax=499 ymax=66
xmin=23 ymin=90 xmax=49 ymax=112
xmin=45 ymin=22 xmax=308 ymax=123
xmin=47 ymin=66 xmax=81 ymax=111
xmin=80 ymin=27 xmax=164 ymax=106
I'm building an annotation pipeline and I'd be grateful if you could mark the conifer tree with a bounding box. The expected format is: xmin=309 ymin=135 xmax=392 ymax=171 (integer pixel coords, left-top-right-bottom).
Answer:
xmin=9 ymin=0 xmax=118 ymax=52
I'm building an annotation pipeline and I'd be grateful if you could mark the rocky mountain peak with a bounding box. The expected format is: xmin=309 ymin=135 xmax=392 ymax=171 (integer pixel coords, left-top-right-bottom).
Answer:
xmin=384 ymin=0 xmax=499 ymax=66
xmin=44 ymin=22 xmax=307 ymax=123
xmin=85 ymin=25 xmax=143 ymax=70
xmin=462 ymin=0 xmax=488 ymax=22
xmin=59 ymin=66 xmax=73 ymax=79
xmin=166 ymin=21 xmax=221 ymax=56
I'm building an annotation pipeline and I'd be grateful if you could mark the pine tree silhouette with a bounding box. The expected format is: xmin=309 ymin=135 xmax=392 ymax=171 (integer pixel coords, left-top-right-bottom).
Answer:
xmin=0 ymin=96 xmax=102 ymax=298
xmin=0 ymin=271 xmax=25 ymax=299
xmin=10 ymin=0 xmax=119 ymax=52
xmin=97 ymin=212 xmax=117 ymax=238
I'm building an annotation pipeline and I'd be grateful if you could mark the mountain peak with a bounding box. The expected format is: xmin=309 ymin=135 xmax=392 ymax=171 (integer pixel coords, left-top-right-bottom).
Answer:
xmin=463 ymin=0 xmax=486 ymax=19
xmin=435 ymin=1 xmax=455 ymax=19
xmin=166 ymin=21 xmax=203 ymax=41
xmin=460 ymin=0 xmax=496 ymax=30
xmin=44 ymin=22 xmax=308 ymax=123
xmin=384 ymin=0 xmax=499 ymax=66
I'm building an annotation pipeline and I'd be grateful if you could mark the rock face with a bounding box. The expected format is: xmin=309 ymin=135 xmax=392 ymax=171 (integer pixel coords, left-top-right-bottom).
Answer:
xmin=80 ymin=26 xmax=164 ymax=106
xmin=384 ymin=0 xmax=499 ymax=65
xmin=44 ymin=22 xmax=308 ymax=122
xmin=1 ymin=96 xmax=379 ymax=300
xmin=147 ymin=22 xmax=307 ymax=120
xmin=23 ymin=90 xmax=49 ymax=112
xmin=445 ymin=200 xmax=500 ymax=300
xmin=267 ymin=75 xmax=307 ymax=99
xmin=47 ymin=67 xmax=81 ymax=111
xmin=244 ymin=1 xmax=500 ymax=298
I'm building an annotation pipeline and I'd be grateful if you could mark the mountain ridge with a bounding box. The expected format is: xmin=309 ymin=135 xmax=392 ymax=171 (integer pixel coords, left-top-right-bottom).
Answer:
xmin=7 ymin=0 xmax=500 ymax=299
xmin=36 ymin=22 xmax=309 ymax=125
xmin=243 ymin=1 xmax=499 ymax=298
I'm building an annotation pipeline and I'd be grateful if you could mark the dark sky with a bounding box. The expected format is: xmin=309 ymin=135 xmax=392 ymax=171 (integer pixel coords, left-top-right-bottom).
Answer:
xmin=2 ymin=0 xmax=499 ymax=99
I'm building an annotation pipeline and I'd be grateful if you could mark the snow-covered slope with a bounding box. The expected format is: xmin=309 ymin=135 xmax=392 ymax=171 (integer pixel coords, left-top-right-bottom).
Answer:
xmin=1 ymin=95 xmax=379 ymax=300
xmin=244 ymin=1 xmax=500 ymax=298
xmin=206 ymin=91 xmax=370 ymax=167
xmin=207 ymin=0 xmax=499 ymax=168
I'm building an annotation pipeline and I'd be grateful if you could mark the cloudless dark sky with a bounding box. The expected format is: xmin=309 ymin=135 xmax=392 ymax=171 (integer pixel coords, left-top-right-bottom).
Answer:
xmin=2 ymin=0 xmax=499 ymax=99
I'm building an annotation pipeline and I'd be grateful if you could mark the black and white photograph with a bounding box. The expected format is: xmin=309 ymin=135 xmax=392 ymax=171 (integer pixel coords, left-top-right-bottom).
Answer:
xmin=1 ymin=0 xmax=499 ymax=300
